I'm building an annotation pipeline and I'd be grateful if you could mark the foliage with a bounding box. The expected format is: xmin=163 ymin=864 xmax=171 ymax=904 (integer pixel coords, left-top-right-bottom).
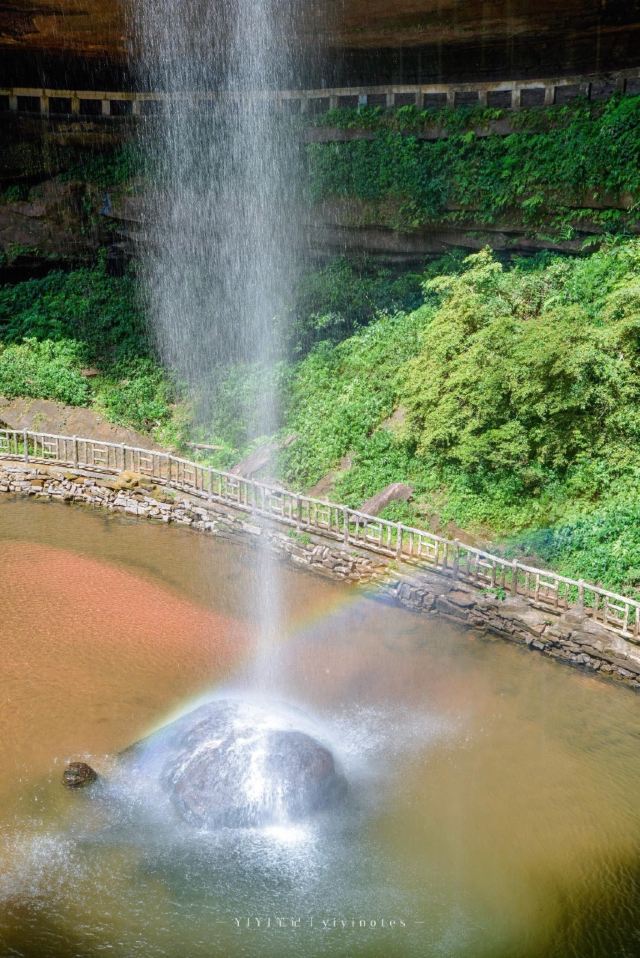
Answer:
xmin=276 ymin=239 xmax=640 ymax=594
xmin=0 ymin=184 xmax=29 ymax=203
xmin=60 ymin=144 xmax=144 ymax=189
xmin=306 ymin=96 xmax=640 ymax=234
xmin=401 ymin=246 xmax=640 ymax=490
xmin=333 ymin=431 xmax=424 ymax=508
xmin=0 ymin=338 xmax=90 ymax=405
xmin=279 ymin=307 xmax=431 ymax=487
xmin=287 ymin=257 xmax=424 ymax=352
xmin=198 ymin=361 xmax=291 ymax=452
xmin=509 ymin=492 xmax=640 ymax=593
xmin=311 ymin=103 xmax=508 ymax=133
xmin=0 ymin=257 xmax=182 ymax=439
xmin=95 ymin=358 xmax=177 ymax=432
xmin=0 ymin=257 xmax=150 ymax=364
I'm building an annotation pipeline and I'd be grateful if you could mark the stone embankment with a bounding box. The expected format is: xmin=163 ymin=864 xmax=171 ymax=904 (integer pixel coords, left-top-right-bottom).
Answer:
xmin=3 ymin=461 xmax=640 ymax=693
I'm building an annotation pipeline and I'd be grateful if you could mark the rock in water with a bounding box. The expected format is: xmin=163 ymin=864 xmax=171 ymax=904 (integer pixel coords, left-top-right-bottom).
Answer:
xmin=63 ymin=761 xmax=98 ymax=788
xmin=126 ymin=699 xmax=347 ymax=830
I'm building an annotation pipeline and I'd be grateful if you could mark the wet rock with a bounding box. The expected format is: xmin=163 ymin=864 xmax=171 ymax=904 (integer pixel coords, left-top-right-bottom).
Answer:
xmin=128 ymin=700 xmax=347 ymax=830
xmin=63 ymin=761 xmax=98 ymax=789
xmin=447 ymin=589 xmax=476 ymax=608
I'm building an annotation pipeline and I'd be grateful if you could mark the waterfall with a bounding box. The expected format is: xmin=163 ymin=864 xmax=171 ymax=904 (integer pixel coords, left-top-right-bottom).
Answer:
xmin=130 ymin=0 xmax=312 ymax=690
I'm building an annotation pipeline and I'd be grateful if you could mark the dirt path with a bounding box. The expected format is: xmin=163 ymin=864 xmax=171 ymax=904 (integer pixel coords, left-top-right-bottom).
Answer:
xmin=0 ymin=397 xmax=162 ymax=450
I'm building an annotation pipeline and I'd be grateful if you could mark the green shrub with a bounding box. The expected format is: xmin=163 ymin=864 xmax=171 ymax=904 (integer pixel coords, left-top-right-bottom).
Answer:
xmin=280 ymin=306 xmax=431 ymax=487
xmin=274 ymin=238 xmax=640 ymax=592
xmin=400 ymin=246 xmax=640 ymax=491
xmin=510 ymin=499 xmax=640 ymax=594
xmin=95 ymin=358 xmax=175 ymax=432
xmin=0 ymin=259 xmax=149 ymax=364
xmin=288 ymin=257 xmax=424 ymax=352
xmin=0 ymin=338 xmax=90 ymax=405
xmin=60 ymin=144 xmax=144 ymax=188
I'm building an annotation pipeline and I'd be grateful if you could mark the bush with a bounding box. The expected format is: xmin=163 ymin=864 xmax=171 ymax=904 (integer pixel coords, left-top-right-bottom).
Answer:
xmin=60 ymin=144 xmax=144 ymax=189
xmin=511 ymin=499 xmax=640 ymax=594
xmin=0 ymin=259 xmax=149 ymax=365
xmin=280 ymin=307 xmax=431 ymax=487
xmin=0 ymin=338 xmax=90 ymax=405
xmin=401 ymin=247 xmax=640 ymax=490
xmin=95 ymin=359 xmax=176 ymax=432
xmin=288 ymin=257 xmax=425 ymax=352
xmin=274 ymin=239 xmax=640 ymax=592
xmin=0 ymin=258 xmax=181 ymax=438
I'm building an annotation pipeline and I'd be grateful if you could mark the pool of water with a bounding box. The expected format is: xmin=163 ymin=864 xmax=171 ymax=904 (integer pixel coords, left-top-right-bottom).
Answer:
xmin=1 ymin=497 xmax=639 ymax=958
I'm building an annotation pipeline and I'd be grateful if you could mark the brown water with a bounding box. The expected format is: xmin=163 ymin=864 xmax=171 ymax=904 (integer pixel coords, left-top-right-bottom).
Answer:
xmin=1 ymin=497 xmax=640 ymax=958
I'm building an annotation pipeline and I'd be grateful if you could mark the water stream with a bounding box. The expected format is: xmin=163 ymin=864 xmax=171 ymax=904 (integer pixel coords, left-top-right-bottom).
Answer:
xmin=130 ymin=0 xmax=310 ymax=688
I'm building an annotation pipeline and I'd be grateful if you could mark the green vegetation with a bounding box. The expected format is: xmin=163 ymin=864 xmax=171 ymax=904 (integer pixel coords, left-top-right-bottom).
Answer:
xmin=0 ymin=257 xmax=147 ymax=363
xmin=276 ymin=240 xmax=640 ymax=596
xmin=280 ymin=308 xmax=425 ymax=490
xmin=286 ymin=257 xmax=425 ymax=352
xmin=3 ymin=96 xmax=640 ymax=595
xmin=307 ymin=96 xmax=640 ymax=235
xmin=0 ymin=184 xmax=29 ymax=203
xmin=59 ymin=143 xmax=144 ymax=190
xmin=0 ymin=257 xmax=185 ymax=437
xmin=3 ymin=238 xmax=640 ymax=594
xmin=0 ymin=339 xmax=90 ymax=405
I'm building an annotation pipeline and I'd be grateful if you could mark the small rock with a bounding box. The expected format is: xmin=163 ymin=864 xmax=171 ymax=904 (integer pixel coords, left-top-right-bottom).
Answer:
xmin=63 ymin=761 xmax=98 ymax=789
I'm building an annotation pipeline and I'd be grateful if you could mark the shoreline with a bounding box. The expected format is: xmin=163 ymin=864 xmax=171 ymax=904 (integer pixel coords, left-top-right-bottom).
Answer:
xmin=2 ymin=459 xmax=640 ymax=695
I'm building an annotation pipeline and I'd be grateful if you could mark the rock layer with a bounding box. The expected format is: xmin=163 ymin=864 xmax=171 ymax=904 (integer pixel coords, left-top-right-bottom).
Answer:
xmin=2 ymin=1 xmax=639 ymax=86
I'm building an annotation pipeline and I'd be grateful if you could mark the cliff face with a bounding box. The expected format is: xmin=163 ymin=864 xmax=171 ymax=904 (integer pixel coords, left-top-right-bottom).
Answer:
xmin=1 ymin=0 xmax=639 ymax=86
xmin=0 ymin=1 xmax=122 ymax=57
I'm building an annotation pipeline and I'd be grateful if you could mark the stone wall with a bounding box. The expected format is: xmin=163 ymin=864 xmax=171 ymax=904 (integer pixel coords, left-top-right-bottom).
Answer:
xmin=3 ymin=460 xmax=640 ymax=693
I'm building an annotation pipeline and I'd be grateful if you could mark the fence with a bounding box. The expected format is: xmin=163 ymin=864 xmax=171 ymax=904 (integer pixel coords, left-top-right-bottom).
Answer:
xmin=2 ymin=427 xmax=639 ymax=642
xmin=1 ymin=68 xmax=639 ymax=119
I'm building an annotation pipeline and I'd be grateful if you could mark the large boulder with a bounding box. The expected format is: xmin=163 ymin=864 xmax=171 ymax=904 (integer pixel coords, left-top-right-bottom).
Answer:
xmin=124 ymin=699 xmax=347 ymax=830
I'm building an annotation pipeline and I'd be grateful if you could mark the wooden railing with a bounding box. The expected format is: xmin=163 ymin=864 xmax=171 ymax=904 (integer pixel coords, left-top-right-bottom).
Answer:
xmin=2 ymin=427 xmax=639 ymax=642
xmin=1 ymin=68 xmax=639 ymax=119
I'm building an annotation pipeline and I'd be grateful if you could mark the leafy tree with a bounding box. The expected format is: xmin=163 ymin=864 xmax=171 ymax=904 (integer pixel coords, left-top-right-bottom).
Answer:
xmin=401 ymin=248 xmax=640 ymax=491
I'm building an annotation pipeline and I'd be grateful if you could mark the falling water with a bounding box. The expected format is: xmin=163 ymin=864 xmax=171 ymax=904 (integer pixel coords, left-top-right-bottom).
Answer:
xmin=130 ymin=0 xmax=313 ymax=690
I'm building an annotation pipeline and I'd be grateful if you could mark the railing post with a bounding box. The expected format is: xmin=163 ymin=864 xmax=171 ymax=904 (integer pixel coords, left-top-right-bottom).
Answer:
xmin=72 ymin=436 xmax=78 ymax=466
xmin=511 ymin=558 xmax=519 ymax=595
xmin=578 ymin=580 xmax=585 ymax=612
xmin=23 ymin=428 xmax=28 ymax=463
xmin=396 ymin=523 xmax=403 ymax=559
xmin=295 ymin=495 xmax=302 ymax=529
xmin=453 ymin=539 xmax=460 ymax=579
xmin=343 ymin=508 xmax=350 ymax=545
